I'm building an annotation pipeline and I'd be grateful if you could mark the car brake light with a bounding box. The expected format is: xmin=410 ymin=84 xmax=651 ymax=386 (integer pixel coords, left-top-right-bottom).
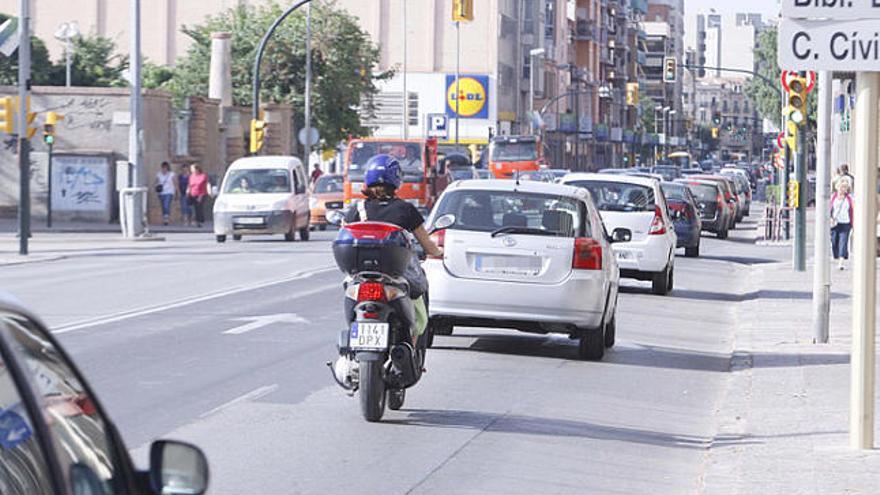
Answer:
xmin=429 ymin=229 xmax=445 ymax=259
xmin=357 ymin=282 xmax=387 ymax=302
xmin=573 ymin=238 xmax=602 ymax=270
xmin=649 ymin=205 xmax=666 ymax=235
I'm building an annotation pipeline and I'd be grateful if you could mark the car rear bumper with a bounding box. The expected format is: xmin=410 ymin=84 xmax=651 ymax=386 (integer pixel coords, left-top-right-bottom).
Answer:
xmin=213 ymin=210 xmax=294 ymax=235
xmin=610 ymin=236 xmax=672 ymax=273
xmin=674 ymin=223 xmax=701 ymax=247
xmin=425 ymin=261 xmax=608 ymax=329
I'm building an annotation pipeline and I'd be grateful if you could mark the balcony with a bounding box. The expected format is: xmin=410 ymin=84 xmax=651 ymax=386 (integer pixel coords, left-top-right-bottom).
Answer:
xmin=574 ymin=19 xmax=595 ymax=41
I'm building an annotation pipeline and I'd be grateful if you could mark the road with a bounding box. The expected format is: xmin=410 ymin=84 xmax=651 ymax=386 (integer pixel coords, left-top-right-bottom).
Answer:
xmin=1 ymin=212 xmax=791 ymax=494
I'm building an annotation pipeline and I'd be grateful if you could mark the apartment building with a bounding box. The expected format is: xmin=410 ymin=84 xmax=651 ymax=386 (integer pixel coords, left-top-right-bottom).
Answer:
xmin=686 ymin=10 xmax=766 ymax=78
xmin=693 ymin=77 xmax=762 ymax=158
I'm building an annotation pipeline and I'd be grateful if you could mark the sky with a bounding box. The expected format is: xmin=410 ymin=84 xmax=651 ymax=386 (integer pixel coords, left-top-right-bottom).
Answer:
xmin=684 ymin=0 xmax=780 ymax=19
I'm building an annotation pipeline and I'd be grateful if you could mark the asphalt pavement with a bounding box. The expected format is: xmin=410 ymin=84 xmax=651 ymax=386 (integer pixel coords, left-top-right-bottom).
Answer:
xmin=0 ymin=212 xmax=794 ymax=494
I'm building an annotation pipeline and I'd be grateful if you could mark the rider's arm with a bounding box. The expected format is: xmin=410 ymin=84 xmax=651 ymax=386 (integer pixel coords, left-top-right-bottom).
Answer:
xmin=413 ymin=226 xmax=443 ymax=258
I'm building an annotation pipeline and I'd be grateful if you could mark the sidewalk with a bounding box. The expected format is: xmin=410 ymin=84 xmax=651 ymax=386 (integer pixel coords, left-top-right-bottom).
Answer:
xmin=701 ymin=247 xmax=880 ymax=492
xmin=0 ymin=218 xmax=213 ymax=234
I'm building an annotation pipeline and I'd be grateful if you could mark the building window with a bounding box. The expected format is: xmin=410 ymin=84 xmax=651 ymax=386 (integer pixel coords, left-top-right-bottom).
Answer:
xmin=722 ymin=100 xmax=728 ymax=112
xmin=408 ymin=92 xmax=419 ymax=126
xmin=523 ymin=0 xmax=535 ymax=35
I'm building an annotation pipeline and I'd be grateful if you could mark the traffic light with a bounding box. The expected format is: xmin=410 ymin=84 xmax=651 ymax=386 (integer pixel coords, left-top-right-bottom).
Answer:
xmin=787 ymin=74 xmax=808 ymax=127
xmin=626 ymin=82 xmax=639 ymax=106
xmin=663 ymin=57 xmax=676 ymax=83
xmin=785 ymin=120 xmax=798 ymax=152
xmin=0 ymin=97 xmax=12 ymax=134
xmin=711 ymin=127 xmax=719 ymax=139
xmin=712 ymin=111 xmax=722 ymax=126
xmin=787 ymin=180 xmax=800 ymax=208
xmin=13 ymin=96 xmax=38 ymax=139
xmin=43 ymin=111 xmax=63 ymax=145
xmin=250 ymin=118 xmax=266 ymax=154
xmin=452 ymin=0 xmax=474 ymax=22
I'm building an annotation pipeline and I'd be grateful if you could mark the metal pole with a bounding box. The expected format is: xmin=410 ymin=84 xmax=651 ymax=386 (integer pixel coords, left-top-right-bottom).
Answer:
xmin=65 ymin=36 xmax=72 ymax=87
xmin=46 ymin=142 xmax=53 ymax=228
xmin=129 ymin=0 xmax=143 ymax=212
xmin=529 ymin=53 xmax=535 ymax=135
xmin=574 ymin=70 xmax=580 ymax=170
xmin=794 ymin=101 xmax=807 ymax=272
xmin=17 ymin=0 xmax=30 ymax=255
xmin=782 ymin=143 xmax=791 ymax=240
xmin=303 ymin=3 xmax=312 ymax=169
xmin=812 ymin=70 xmax=832 ymax=344
xmin=402 ymin=0 xmax=408 ymax=139
xmin=850 ymin=72 xmax=878 ymax=450
xmin=455 ymin=20 xmax=460 ymax=145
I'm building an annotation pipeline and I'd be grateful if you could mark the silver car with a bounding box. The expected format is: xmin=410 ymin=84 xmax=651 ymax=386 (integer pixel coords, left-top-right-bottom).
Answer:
xmin=424 ymin=180 xmax=627 ymax=360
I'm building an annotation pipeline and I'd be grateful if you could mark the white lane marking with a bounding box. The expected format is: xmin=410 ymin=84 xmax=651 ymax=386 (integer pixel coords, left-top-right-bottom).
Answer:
xmin=199 ymin=384 xmax=279 ymax=419
xmin=52 ymin=266 xmax=336 ymax=334
xmin=223 ymin=313 xmax=310 ymax=335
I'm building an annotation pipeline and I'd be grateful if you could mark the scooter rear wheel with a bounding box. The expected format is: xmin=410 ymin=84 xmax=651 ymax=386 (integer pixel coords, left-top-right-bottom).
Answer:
xmin=387 ymin=389 xmax=406 ymax=410
xmin=359 ymin=360 xmax=386 ymax=422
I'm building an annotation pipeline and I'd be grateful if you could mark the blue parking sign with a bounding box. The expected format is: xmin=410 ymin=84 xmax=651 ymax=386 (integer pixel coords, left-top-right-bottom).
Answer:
xmin=0 ymin=408 xmax=32 ymax=450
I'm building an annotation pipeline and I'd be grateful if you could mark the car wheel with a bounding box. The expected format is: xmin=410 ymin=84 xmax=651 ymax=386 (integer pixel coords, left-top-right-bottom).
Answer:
xmin=319 ymin=224 xmax=327 ymax=231
xmin=718 ymin=228 xmax=729 ymax=240
xmin=667 ymin=266 xmax=675 ymax=292
xmin=284 ymin=232 xmax=295 ymax=242
xmin=216 ymin=235 xmax=227 ymax=243
xmin=430 ymin=318 xmax=453 ymax=336
xmin=652 ymin=267 xmax=670 ymax=296
xmin=233 ymin=234 xmax=242 ymax=241
xmin=299 ymin=227 xmax=310 ymax=241
xmin=603 ymin=314 xmax=616 ymax=349
xmin=578 ymin=328 xmax=605 ymax=360
xmin=685 ymin=242 xmax=700 ymax=258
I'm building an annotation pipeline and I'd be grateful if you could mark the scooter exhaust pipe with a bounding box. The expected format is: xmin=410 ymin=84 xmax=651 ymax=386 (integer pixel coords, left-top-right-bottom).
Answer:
xmin=389 ymin=343 xmax=417 ymax=386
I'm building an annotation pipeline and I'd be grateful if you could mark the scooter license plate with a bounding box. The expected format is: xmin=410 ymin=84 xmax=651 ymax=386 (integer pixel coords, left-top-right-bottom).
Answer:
xmin=350 ymin=322 xmax=390 ymax=350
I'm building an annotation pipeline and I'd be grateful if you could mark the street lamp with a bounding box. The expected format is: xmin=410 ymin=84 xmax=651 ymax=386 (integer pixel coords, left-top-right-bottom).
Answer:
xmin=54 ymin=21 xmax=80 ymax=87
xmin=528 ymin=47 xmax=545 ymax=135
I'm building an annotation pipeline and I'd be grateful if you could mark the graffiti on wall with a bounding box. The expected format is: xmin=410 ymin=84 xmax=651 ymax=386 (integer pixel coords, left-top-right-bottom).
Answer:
xmin=51 ymin=96 xmax=114 ymax=132
xmin=52 ymin=156 xmax=109 ymax=212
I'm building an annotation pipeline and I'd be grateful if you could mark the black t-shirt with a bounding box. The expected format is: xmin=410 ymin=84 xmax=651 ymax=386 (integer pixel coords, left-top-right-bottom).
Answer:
xmin=345 ymin=198 xmax=425 ymax=233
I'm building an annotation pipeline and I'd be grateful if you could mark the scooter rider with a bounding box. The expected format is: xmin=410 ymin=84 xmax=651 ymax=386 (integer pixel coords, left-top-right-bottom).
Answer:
xmin=333 ymin=154 xmax=442 ymax=383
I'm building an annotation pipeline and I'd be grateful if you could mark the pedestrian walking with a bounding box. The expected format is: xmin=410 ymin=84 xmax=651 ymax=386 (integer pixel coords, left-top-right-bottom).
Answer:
xmin=832 ymin=164 xmax=855 ymax=193
xmin=187 ymin=164 xmax=211 ymax=228
xmin=831 ymin=181 xmax=854 ymax=270
xmin=154 ymin=162 xmax=177 ymax=226
xmin=310 ymin=163 xmax=323 ymax=185
xmin=178 ymin=165 xmax=192 ymax=225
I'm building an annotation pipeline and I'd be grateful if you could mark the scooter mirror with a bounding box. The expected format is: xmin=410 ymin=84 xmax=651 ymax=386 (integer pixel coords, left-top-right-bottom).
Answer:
xmin=326 ymin=209 xmax=345 ymax=226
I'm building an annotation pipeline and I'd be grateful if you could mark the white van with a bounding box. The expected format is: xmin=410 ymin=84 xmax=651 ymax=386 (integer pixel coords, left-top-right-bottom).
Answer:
xmin=213 ymin=156 xmax=311 ymax=242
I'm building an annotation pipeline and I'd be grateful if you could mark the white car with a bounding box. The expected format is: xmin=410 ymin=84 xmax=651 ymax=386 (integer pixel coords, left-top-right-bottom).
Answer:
xmin=424 ymin=180 xmax=627 ymax=360
xmin=561 ymin=173 xmax=677 ymax=295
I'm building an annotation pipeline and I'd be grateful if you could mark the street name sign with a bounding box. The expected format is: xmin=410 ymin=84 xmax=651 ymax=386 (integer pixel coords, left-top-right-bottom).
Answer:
xmin=782 ymin=0 xmax=880 ymax=20
xmin=780 ymin=18 xmax=880 ymax=70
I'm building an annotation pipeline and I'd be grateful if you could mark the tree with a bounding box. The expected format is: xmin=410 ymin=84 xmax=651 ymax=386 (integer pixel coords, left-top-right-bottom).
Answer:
xmin=746 ymin=27 xmax=816 ymax=128
xmin=163 ymin=0 xmax=390 ymax=148
xmin=51 ymin=33 xmax=129 ymax=87
xmin=0 ymin=12 xmax=56 ymax=85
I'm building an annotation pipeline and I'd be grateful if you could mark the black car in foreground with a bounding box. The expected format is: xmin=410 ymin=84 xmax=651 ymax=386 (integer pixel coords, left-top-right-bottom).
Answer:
xmin=676 ymin=179 xmax=732 ymax=239
xmin=0 ymin=293 xmax=209 ymax=495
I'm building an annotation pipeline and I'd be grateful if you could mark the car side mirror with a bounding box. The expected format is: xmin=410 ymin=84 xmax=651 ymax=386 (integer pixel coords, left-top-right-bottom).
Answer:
xmin=431 ymin=213 xmax=456 ymax=233
xmin=326 ymin=209 xmax=345 ymax=226
xmin=610 ymin=228 xmax=632 ymax=243
xmin=149 ymin=440 xmax=209 ymax=495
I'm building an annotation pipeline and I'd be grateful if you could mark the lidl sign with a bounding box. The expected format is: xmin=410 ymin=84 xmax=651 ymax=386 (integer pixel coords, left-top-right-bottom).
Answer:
xmin=446 ymin=75 xmax=489 ymax=119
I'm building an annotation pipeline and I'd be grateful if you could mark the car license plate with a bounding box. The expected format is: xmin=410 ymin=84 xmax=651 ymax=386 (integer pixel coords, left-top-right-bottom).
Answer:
xmin=326 ymin=202 xmax=343 ymax=210
xmin=350 ymin=322 xmax=390 ymax=350
xmin=475 ymin=255 xmax=542 ymax=276
xmin=235 ymin=216 xmax=265 ymax=225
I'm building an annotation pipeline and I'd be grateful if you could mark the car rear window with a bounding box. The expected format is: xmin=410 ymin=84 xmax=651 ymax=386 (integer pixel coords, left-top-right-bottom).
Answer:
xmin=660 ymin=184 xmax=688 ymax=201
xmin=433 ymin=190 xmax=587 ymax=237
xmin=686 ymin=184 xmax=718 ymax=202
xmin=566 ymin=180 xmax=655 ymax=213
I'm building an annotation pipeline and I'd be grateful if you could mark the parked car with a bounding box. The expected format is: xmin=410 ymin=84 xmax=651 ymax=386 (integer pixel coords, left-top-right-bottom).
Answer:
xmin=562 ymin=174 xmax=677 ymax=295
xmin=660 ymin=182 xmax=702 ymax=257
xmin=676 ymin=179 xmax=732 ymax=239
xmin=449 ymin=166 xmax=479 ymax=181
xmin=309 ymin=174 xmax=344 ymax=230
xmin=444 ymin=153 xmax=478 ymax=182
xmin=597 ymin=168 xmax=632 ymax=175
xmin=0 ymin=293 xmax=210 ymax=495
xmin=213 ymin=156 xmax=312 ymax=242
xmin=651 ymin=165 xmax=682 ymax=182
xmin=720 ymin=169 xmax=752 ymax=217
xmin=518 ymin=169 xmax=556 ymax=182
xmin=546 ymin=169 xmax=572 ymax=182
xmin=680 ymin=168 xmax=704 ymax=177
xmin=424 ymin=179 xmax=627 ymax=360
xmin=689 ymin=174 xmax=740 ymax=230
xmin=475 ymin=169 xmax=494 ymax=179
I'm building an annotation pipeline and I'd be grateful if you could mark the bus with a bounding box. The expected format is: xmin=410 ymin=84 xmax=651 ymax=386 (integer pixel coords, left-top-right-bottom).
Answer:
xmin=343 ymin=138 xmax=450 ymax=212
xmin=668 ymin=151 xmax=693 ymax=168
xmin=488 ymin=135 xmax=543 ymax=178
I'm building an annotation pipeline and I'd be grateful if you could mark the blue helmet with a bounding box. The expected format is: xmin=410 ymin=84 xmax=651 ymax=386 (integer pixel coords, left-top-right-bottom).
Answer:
xmin=364 ymin=154 xmax=402 ymax=189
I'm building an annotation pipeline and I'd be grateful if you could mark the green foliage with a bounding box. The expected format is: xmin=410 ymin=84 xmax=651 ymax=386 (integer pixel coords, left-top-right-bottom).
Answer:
xmin=639 ymin=96 xmax=657 ymax=133
xmin=143 ymin=62 xmax=175 ymax=89
xmin=164 ymin=0 xmax=390 ymax=147
xmin=746 ymin=27 xmax=817 ymax=127
xmin=0 ymin=12 xmax=56 ymax=85
xmin=765 ymin=184 xmax=781 ymax=204
xmin=55 ymin=34 xmax=129 ymax=87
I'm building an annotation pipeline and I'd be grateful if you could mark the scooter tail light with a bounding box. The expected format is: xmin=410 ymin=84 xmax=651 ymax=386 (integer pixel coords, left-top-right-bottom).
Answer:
xmin=357 ymin=282 xmax=387 ymax=302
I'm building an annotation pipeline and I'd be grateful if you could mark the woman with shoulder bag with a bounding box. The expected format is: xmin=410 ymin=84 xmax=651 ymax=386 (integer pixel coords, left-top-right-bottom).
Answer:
xmin=830 ymin=181 xmax=854 ymax=270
